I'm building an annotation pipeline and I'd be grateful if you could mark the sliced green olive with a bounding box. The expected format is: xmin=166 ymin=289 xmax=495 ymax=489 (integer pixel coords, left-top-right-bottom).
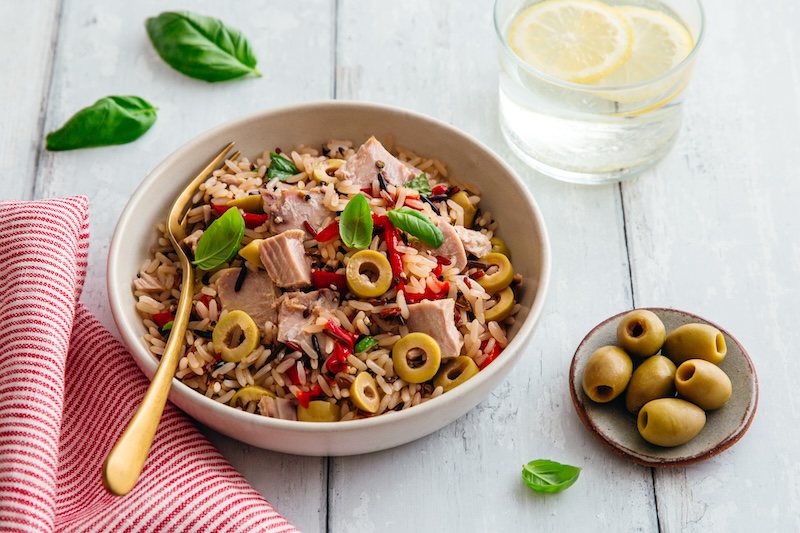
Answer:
xmin=490 ymin=237 xmax=511 ymax=259
xmin=346 ymin=250 xmax=392 ymax=298
xmin=450 ymin=191 xmax=477 ymax=227
xmin=392 ymin=332 xmax=442 ymax=383
xmin=483 ymin=286 xmax=515 ymax=322
xmin=238 ymin=238 xmax=264 ymax=268
xmin=312 ymin=158 xmax=346 ymax=183
xmin=350 ymin=372 xmax=381 ymax=413
xmin=229 ymin=385 xmax=275 ymax=408
xmin=212 ymin=310 xmax=260 ymax=362
xmin=433 ymin=356 xmax=479 ymax=392
xmin=297 ymin=400 xmax=341 ymax=422
xmin=227 ymin=195 xmax=264 ymax=213
xmin=477 ymin=252 xmax=514 ymax=293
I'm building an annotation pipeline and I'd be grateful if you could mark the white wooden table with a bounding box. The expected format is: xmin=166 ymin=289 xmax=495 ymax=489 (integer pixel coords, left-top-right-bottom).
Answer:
xmin=2 ymin=1 xmax=794 ymax=531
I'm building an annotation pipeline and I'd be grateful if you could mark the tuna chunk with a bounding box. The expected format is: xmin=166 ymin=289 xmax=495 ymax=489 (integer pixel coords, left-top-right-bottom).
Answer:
xmin=259 ymin=230 xmax=312 ymax=290
xmin=335 ymin=136 xmax=420 ymax=188
xmin=215 ymin=268 xmax=280 ymax=328
xmin=406 ymin=299 xmax=463 ymax=359
xmin=259 ymin=395 xmax=297 ymax=421
xmin=453 ymin=226 xmax=492 ymax=258
xmin=268 ymin=189 xmax=331 ymax=235
xmin=275 ymin=289 xmax=339 ymax=355
xmin=432 ymin=220 xmax=467 ymax=272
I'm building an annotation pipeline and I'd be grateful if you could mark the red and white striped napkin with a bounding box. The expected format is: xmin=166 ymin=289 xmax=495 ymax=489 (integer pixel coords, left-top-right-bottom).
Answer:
xmin=0 ymin=197 xmax=299 ymax=533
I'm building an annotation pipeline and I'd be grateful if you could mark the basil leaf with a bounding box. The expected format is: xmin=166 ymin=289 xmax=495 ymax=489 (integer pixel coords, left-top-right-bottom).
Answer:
xmin=340 ymin=193 xmax=373 ymax=250
xmin=354 ymin=336 xmax=379 ymax=353
xmin=521 ymin=460 xmax=581 ymax=494
xmin=387 ymin=207 xmax=443 ymax=248
xmin=267 ymin=152 xmax=299 ymax=181
xmin=146 ymin=11 xmax=261 ymax=82
xmin=193 ymin=207 xmax=245 ymax=270
xmin=405 ymin=173 xmax=431 ymax=196
xmin=45 ymin=96 xmax=157 ymax=151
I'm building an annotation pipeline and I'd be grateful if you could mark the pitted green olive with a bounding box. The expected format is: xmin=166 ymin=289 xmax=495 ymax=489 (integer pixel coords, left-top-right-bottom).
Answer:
xmin=297 ymin=400 xmax=341 ymax=422
xmin=616 ymin=310 xmax=666 ymax=358
xmin=662 ymin=323 xmax=727 ymax=366
xmin=433 ymin=356 xmax=479 ymax=392
xmin=490 ymin=237 xmax=511 ymax=259
xmin=625 ymin=355 xmax=676 ymax=414
xmin=450 ymin=191 xmax=477 ymax=227
xmin=392 ymin=332 xmax=441 ymax=383
xmin=230 ymin=385 xmax=275 ymax=408
xmin=581 ymin=345 xmax=633 ymax=403
xmin=477 ymin=253 xmax=514 ymax=294
xmin=483 ymin=286 xmax=515 ymax=322
xmin=312 ymin=158 xmax=346 ymax=183
xmin=213 ymin=310 xmax=260 ymax=362
xmin=675 ymin=359 xmax=732 ymax=411
xmin=226 ymin=195 xmax=264 ymax=213
xmin=346 ymin=250 xmax=392 ymax=298
xmin=350 ymin=372 xmax=381 ymax=413
xmin=637 ymin=398 xmax=706 ymax=447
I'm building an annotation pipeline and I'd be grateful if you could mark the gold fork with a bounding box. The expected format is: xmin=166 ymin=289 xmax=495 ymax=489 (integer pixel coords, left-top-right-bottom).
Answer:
xmin=103 ymin=142 xmax=237 ymax=496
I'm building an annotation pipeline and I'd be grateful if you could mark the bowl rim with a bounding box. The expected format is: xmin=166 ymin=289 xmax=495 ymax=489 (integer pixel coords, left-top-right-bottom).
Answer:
xmin=107 ymin=99 xmax=552 ymax=439
xmin=568 ymin=307 xmax=759 ymax=467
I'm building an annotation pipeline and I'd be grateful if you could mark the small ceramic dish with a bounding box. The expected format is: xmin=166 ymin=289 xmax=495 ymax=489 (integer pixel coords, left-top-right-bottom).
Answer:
xmin=569 ymin=308 xmax=758 ymax=467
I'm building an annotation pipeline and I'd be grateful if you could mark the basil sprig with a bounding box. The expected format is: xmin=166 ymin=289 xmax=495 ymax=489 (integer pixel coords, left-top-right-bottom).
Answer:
xmin=387 ymin=207 xmax=443 ymax=248
xmin=521 ymin=460 xmax=581 ymax=494
xmin=354 ymin=336 xmax=379 ymax=354
xmin=45 ymin=96 xmax=157 ymax=151
xmin=405 ymin=173 xmax=431 ymax=196
xmin=340 ymin=193 xmax=373 ymax=250
xmin=193 ymin=207 xmax=245 ymax=270
xmin=146 ymin=11 xmax=261 ymax=82
xmin=267 ymin=152 xmax=299 ymax=181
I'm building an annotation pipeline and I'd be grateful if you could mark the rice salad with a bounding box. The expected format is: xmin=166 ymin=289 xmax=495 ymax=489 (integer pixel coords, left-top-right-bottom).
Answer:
xmin=133 ymin=136 xmax=522 ymax=422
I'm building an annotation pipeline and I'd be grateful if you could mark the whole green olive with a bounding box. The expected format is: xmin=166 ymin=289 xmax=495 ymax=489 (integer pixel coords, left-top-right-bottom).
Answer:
xmin=433 ymin=356 xmax=479 ymax=392
xmin=662 ymin=323 xmax=727 ymax=366
xmin=625 ymin=355 xmax=677 ymax=414
xmin=675 ymin=359 xmax=732 ymax=411
xmin=637 ymin=398 xmax=706 ymax=447
xmin=581 ymin=345 xmax=633 ymax=403
xmin=616 ymin=309 xmax=666 ymax=358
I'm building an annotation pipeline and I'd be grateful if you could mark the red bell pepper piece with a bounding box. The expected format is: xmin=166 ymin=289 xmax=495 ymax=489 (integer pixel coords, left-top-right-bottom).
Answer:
xmin=478 ymin=340 xmax=503 ymax=370
xmin=295 ymin=384 xmax=323 ymax=409
xmin=312 ymin=270 xmax=348 ymax=291
xmin=211 ymin=204 xmax=269 ymax=229
xmin=373 ymin=214 xmax=404 ymax=284
xmin=285 ymin=364 xmax=302 ymax=386
xmin=324 ymin=319 xmax=354 ymax=350
xmin=325 ymin=342 xmax=351 ymax=374
xmin=399 ymin=280 xmax=450 ymax=304
xmin=151 ymin=310 xmax=174 ymax=329
xmin=314 ymin=220 xmax=340 ymax=242
xmin=431 ymin=184 xmax=449 ymax=196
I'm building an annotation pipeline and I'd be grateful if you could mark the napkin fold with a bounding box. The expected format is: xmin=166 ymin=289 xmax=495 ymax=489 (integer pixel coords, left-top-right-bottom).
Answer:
xmin=0 ymin=197 xmax=299 ymax=533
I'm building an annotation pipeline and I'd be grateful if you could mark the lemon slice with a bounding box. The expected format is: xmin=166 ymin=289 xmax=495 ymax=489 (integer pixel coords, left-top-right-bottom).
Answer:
xmin=507 ymin=0 xmax=633 ymax=84
xmin=593 ymin=6 xmax=693 ymax=86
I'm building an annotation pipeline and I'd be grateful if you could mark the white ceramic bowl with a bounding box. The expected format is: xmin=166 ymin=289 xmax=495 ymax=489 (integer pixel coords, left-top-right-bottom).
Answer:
xmin=108 ymin=101 xmax=551 ymax=456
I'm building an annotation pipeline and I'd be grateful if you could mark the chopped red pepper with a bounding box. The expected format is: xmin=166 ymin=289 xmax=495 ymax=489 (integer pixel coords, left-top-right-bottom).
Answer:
xmin=311 ymin=270 xmax=348 ymax=291
xmin=360 ymin=187 xmax=374 ymax=196
xmin=433 ymin=264 xmax=443 ymax=278
xmin=324 ymin=319 xmax=354 ymax=350
xmin=151 ymin=310 xmax=174 ymax=328
xmin=478 ymin=340 xmax=503 ymax=370
xmin=431 ymin=184 xmax=449 ymax=196
xmin=211 ymin=204 xmax=269 ymax=229
xmin=314 ymin=220 xmax=340 ymax=242
xmin=285 ymin=364 xmax=302 ymax=386
xmin=325 ymin=342 xmax=351 ymax=374
xmin=373 ymin=214 xmax=404 ymax=284
xmin=295 ymin=385 xmax=323 ymax=408
xmin=198 ymin=294 xmax=212 ymax=307
xmin=398 ymin=280 xmax=450 ymax=304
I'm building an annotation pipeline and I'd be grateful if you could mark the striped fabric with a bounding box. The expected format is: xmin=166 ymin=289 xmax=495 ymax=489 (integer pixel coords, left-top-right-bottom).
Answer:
xmin=0 ymin=197 xmax=298 ymax=533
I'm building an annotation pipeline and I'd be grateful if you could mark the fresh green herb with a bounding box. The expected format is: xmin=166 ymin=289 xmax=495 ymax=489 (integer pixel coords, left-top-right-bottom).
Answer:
xmin=521 ymin=460 xmax=581 ymax=494
xmin=161 ymin=321 xmax=174 ymax=332
xmin=387 ymin=207 xmax=443 ymax=248
xmin=340 ymin=193 xmax=373 ymax=250
xmin=354 ymin=336 xmax=379 ymax=353
xmin=45 ymin=96 xmax=157 ymax=151
xmin=145 ymin=11 xmax=261 ymax=82
xmin=268 ymin=152 xmax=299 ymax=181
xmin=405 ymin=173 xmax=431 ymax=196
xmin=193 ymin=207 xmax=245 ymax=270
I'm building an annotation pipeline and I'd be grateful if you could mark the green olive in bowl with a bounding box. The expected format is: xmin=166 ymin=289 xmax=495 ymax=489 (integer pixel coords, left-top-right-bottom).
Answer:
xmin=637 ymin=398 xmax=706 ymax=447
xmin=616 ymin=309 xmax=666 ymax=358
xmin=581 ymin=345 xmax=633 ymax=403
xmin=675 ymin=359 xmax=732 ymax=411
xmin=662 ymin=323 xmax=727 ymax=366
xmin=625 ymin=355 xmax=676 ymax=414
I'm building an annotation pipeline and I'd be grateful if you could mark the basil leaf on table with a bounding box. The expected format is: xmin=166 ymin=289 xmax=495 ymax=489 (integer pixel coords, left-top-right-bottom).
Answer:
xmin=405 ymin=172 xmax=432 ymax=196
xmin=193 ymin=207 xmax=245 ymax=270
xmin=267 ymin=152 xmax=299 ymax=181
xmin=45 ymin=96 xmax=157 ymax=151
xmin=521 ymin=460 xmax=581 ymax=494
xmin=340 ymin=193 xmax=373 ymax=250
xmin=146 ymin=11 xmax=261 ymax=82
xmin=387 ymin=207 xmax=443 ymax=248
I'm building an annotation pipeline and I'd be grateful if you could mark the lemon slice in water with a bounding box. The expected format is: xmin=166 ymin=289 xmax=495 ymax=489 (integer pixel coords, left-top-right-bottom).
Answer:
xmin=593 ymin=6 xmax=693 ymax=86
xmin=507 ymin=0 xmax=633 ymax=84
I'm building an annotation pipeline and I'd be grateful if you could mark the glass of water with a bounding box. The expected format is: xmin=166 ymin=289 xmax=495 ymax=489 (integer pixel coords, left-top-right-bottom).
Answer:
xmin=494 ymin=0 xmax=705 ymax=185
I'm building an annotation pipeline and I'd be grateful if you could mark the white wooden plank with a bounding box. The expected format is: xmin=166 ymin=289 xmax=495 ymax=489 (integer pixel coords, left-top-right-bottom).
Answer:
xmin=332 ymin=1 xmax=655 ymax=531
xmin=0 ymin=0 xmax=60 ymax=200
